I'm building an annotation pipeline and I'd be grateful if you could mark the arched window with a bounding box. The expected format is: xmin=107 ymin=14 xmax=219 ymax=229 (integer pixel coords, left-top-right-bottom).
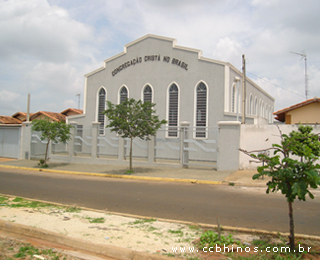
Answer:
xmin=119 ymin=86 xmax=128 ymax=103
xmin=265 ymin=104 xmax=268 ymax=119
xmin=168 ymin=84 xmax=179 ymax=137
xmin=143 ymin=85 xmax=152 ymax=103
xmin=232 ymin=84 xmax=236 ymax=113
xmin=98 ymin=88 xmax=106 ymax=135
xmin=196 ymin=82 xmax=207 ymax=138
xmin=254 ymin=97 xmax=258 ymax=115
xmin=260 ymin=101 xmax=264 ymax=117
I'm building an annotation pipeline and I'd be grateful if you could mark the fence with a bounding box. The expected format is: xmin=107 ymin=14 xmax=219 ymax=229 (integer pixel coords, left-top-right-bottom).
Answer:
xmin=29 ymin=122 xmax=220 ymax=169
xmin=24 ymin=120 xmax=296 ymax=171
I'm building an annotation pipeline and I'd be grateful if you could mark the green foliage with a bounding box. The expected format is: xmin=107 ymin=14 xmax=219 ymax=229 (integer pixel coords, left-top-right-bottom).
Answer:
xmin=125 ymin=169 xmax=134 ymax=174
xmin=38 ymin=158 xmax=48 ymax=168
xmin=10 ymin=197 xmax=53 ymax=209
xmin=198 ymin=230 xmax=236 ymax=249
xmin=31 ymin=119 xmax=73 ymax=144
xmin=104 ymin=98 xmax=166 ymax=140
xmin=245 ymin=125 xmax=320 ymax=251
xmin=130 ymin=218 xmax=157 ymax=225
xmin=103 ymin=98 xmax=166 ymax=170
xmin=251 ymin=125 xmax=320 ymax=203
xmin=85 ymin=217 xmax=105 ymax=223
xmin=31 ymin=119 xmax=74 ymax=165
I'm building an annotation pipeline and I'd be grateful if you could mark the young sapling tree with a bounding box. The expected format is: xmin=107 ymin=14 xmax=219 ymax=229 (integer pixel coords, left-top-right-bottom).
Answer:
xmin=103 ymin=98 xmax=166 ymax=172
xmin=240 ymin=125 xmax=320 ymax=251
xmin=31 ymin=119 xmax=74 ymax=166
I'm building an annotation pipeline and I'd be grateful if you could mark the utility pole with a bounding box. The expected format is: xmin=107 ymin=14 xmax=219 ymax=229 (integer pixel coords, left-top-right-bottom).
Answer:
xmin=242 ymin=54 xmax=246 ymax=124
xmin=26 ymin=93 xmax=30 ymax=122
xmin=76 ymin=93 xmax=80 ymax=109
xmin=290 ymin=51 xmax=308 ymax=100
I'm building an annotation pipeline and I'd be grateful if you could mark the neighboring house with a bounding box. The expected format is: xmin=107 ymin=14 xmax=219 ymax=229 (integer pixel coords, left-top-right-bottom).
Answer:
xmin=273 ymin=97 xmax=320 ymax=124
xmin=0 ymin=116 xmax=22 ymax=124
xmin=0 ymin=108 xmax=83 ymax=159
xmin=61 ymin=108 xmax=83 ymax=117
xmin=0 ymin=109 xmax=83 ymax=124
xmin=67 ymin=34 xmax=275 ymax=137
xmin=12 ymin=112 xmax=31 ymax=122
xmin=30 ymin=111 xmax=67 ymax=122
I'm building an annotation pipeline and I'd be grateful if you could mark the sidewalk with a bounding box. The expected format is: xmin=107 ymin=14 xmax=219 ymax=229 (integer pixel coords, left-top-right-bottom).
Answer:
xmin=0 ymin=158 xmax=268 ymax=187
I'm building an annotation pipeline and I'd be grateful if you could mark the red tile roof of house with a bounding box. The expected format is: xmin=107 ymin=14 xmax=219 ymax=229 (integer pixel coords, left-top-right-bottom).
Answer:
xmin=1 ymin=108 xmax=81 ymax=124
xmin=273 ymin=97 xmax=320 ymax=122
xmin=30 ymin=111 xmax=66 ymax=122
xmin=61 ymin=108 xmax=83 ymax=115
xmin=0 ymin=116 xmax=22 ymax=124
xmin=12 ymin=112 xmax=34 ymax=121
xmin=12 ymin=112 xmax=27 ymax=118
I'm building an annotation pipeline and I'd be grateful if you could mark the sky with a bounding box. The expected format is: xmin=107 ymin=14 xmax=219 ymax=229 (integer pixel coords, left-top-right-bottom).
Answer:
xmin=1 ymin=0 xmax=320 ymax=116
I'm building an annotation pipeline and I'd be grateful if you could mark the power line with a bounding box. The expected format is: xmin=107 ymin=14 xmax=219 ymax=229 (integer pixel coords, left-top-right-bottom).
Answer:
xmin=246 ymin=71 xmax=305 ymax=98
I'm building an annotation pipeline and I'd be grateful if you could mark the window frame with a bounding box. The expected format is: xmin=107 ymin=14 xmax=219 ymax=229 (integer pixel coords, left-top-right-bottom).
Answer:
xmin=96 ymin=87 xmax=107 ymax=135
xmin=118 ymin=85 xmax=129 ymax=104
xmin=142 ymin=84 xmax=154 ymax=103
xmin=166 ymin=82 xmax=180 ymax=138
xmin=194 ymin=81 xmax=208 ymax=139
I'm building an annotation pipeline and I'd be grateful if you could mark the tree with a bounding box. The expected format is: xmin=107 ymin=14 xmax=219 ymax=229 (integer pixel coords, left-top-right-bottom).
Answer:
xmin=31 ymin=119 xmax=74 ymax=166
xmin=240 ymin=125 xmax=320 ymax=251
xmin=103 ymin=98 xmax=167 ymax=172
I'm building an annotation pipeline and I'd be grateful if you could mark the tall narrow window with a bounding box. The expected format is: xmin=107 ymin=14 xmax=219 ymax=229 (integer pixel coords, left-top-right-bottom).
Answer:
xmin=168 ymin=84 xmax=178 ymax=137
xmin=143 ymin=85 xmax=152 ymax=103
xmin=196 ymin=82 xmax=207 ymax=138
xmin=232 ymin=85 xmax=236 ymax=113
xmin=254 ymin=97 xmax=258 ymax=115
xmin=98 ymin=88 xmax=106 ymax=135
xmin=249 ymin=95 xmax=253 ymax=115
xmin=120 ymin=86 xmax=128 ymax=103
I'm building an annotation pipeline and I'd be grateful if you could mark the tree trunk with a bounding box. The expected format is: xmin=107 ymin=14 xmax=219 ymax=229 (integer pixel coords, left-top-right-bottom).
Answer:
xmin=288 ymin=201 xmax=295 ymax=251
xmin=44 ymin=139 xmax=50 ymax=165
xmin=129 ymin=137 xmax=133 ymax=171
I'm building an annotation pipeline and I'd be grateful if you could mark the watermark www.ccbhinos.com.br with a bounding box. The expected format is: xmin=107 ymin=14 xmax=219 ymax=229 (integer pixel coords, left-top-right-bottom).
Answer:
xmin=172 ymin=244 xmax=312 ymax=254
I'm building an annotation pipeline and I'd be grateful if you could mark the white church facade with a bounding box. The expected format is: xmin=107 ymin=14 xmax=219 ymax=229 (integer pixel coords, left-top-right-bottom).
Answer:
xmin=61 ymin=34 xmax=274 ymax=169
xmin=68 ymin=34 xmax=274 ymax=134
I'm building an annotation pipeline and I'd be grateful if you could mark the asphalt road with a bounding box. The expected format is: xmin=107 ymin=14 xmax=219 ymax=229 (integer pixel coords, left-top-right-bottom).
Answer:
xmin=0 ymin=168 xmax=319 ymax=236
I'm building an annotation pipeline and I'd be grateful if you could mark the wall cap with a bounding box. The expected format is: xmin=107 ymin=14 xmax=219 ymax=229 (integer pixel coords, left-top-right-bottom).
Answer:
xmin=218 ymin=121 xmax=241 ymax=126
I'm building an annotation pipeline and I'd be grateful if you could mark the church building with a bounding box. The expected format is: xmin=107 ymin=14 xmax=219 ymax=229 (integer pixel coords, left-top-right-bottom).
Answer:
xmin=67 ymin=34 xmax=274 ymax=138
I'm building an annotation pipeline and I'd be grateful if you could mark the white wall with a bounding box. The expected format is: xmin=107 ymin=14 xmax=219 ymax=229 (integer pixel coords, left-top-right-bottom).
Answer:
xmin=239 ymin=124 xmax=320 ymax=170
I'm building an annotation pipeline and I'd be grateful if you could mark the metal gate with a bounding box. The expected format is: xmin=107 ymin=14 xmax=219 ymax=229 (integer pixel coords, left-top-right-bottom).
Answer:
xmin=0 ymin=126 xmax=21 ymax=159
xmin=182 ymin=127 xmax=218 ymax=168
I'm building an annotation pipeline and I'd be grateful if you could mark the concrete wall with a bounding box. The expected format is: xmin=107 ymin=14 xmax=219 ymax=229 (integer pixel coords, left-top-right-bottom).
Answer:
xmin=239 ymin=124 xmax=320 ymax=170
xmin=217 ymin=121 xmax=241 ymax=170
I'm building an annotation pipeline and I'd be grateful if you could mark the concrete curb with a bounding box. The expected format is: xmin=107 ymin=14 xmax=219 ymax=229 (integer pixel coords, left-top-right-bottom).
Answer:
xmin=1 ymin=193 xmax=320 ymax=260
xmin=0 ymin=220 xmax=181 ymax=260
xmin=0 ymin=164 xmax=223 ymax=185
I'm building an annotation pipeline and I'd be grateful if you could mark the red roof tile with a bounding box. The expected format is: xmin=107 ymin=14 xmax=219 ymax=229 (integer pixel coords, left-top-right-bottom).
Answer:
xmin=273 ymin=97 xmax=320 ymax=122
xmin=0 ymin=116 xmax=22 ymax=124
xmin=61 ymin=108 xmax=83 ymax=115
xmin=30 ymin=111 xmax=66 ymax=122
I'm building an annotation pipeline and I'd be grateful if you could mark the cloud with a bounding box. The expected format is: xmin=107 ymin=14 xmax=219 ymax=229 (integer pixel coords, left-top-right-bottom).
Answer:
xmin=1 ymin=0 xmax=320 ymax=116
xmin=0 ymin=0 xmax=92 ymax=63
xmin=0 ymin=90 xmax=22 ymax=115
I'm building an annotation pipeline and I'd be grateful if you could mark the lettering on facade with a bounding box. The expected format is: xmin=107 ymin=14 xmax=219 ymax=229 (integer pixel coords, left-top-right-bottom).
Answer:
xmin=111 ymin=54 xmax=188 ymax=76
xmin=112 ymin=57 xmax=143 ymax=76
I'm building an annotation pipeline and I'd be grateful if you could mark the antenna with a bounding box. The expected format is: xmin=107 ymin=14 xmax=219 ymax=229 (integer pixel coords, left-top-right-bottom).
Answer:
xmin=290 ymin=51 xmax=308 ymax=100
